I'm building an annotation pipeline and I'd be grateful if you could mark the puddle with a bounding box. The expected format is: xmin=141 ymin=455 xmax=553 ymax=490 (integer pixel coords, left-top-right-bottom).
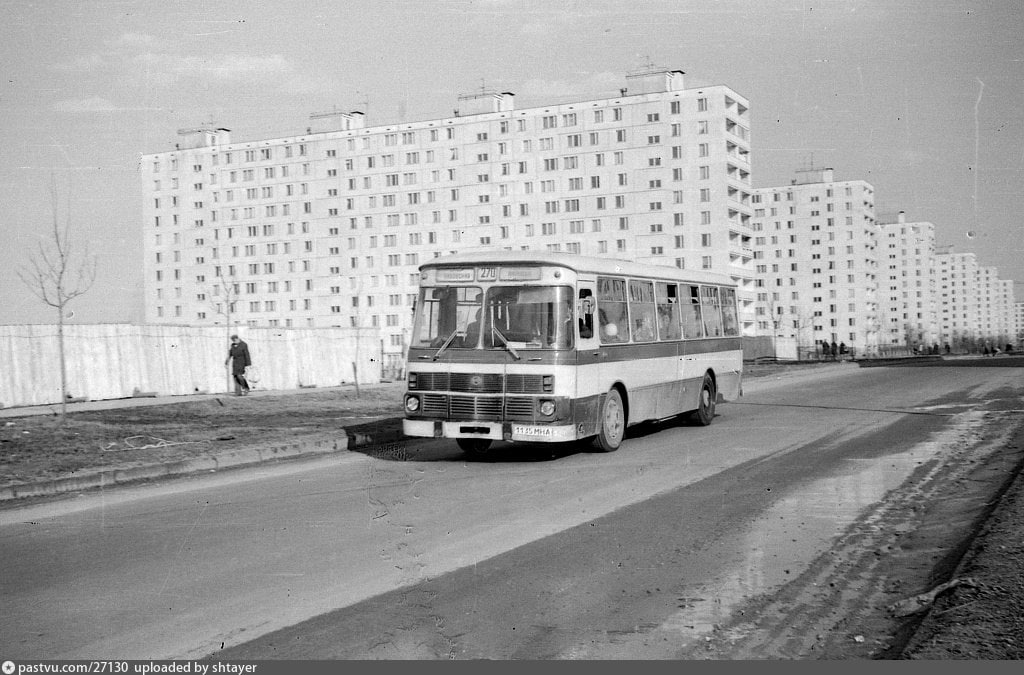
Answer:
xmin=660 ymin=439 xmax=945 ymax=640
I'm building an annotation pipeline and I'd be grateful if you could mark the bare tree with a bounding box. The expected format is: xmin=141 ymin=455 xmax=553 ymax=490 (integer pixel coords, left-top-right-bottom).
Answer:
xmin=17 ymin=179 xmax=97 ymax=418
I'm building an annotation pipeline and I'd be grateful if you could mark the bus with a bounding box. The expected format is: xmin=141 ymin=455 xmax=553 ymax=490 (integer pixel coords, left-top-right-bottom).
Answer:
xmin=402 ymin=251 xmax=743 ymax=455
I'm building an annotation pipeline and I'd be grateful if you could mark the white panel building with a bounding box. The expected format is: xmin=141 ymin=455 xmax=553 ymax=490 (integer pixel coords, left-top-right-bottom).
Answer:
xmin=936 ymin=248 xmax=980 ymax=348
xmin=751 ymin=168 xmax=880 ymax=357
xmin=878 ymin=212 xmax=938 ymax=349
xmin=934 ymin=248 xmax=1016 ymax=349
xmin=140 ymin=69 xmax=755 ymax=375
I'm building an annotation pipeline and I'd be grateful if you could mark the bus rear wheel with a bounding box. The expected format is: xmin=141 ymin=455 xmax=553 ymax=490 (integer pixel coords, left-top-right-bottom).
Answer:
xmin=457 ymin=438 xmax=493 ymax=457
xmin=689 ymin=373 xmax=716 ymax=426
xmin=594 ymin=388 xmax=625 ymax=452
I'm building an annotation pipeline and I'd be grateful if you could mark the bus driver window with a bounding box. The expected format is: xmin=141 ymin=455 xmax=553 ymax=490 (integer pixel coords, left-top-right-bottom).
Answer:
xmin=578 ymin=291 xmax=595 ymax=339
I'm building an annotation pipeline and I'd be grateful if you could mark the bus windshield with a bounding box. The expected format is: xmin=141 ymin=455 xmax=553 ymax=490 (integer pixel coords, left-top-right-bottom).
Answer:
xmin=411 ymin=284 xmax=574 ymax=351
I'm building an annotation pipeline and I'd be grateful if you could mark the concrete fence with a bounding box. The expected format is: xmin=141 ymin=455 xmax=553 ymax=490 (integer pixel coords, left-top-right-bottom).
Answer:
xmin=0 ymin=324 xmax=384 ymax=408
xmin=741 ymin=335 xmax=799 ymax=361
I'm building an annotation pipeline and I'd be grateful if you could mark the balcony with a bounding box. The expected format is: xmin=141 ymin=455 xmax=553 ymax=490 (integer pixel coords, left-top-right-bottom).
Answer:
xmin=725 ymin=118 xmax=749 ymax=141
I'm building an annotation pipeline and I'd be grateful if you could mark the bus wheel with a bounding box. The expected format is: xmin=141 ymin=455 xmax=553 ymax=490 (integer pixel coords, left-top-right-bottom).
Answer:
xmin=457 ymin=438 xmax=492 ymax=457
xmin=690 ymin=373 xmax=716 ymax=426
xmin=594 ymin=388 xmax=625 ymax=452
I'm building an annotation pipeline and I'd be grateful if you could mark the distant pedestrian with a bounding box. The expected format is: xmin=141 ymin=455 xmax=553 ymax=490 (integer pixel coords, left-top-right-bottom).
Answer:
xmin=225 ymin=334 xmax=252 ymax=396
xmin=830 ymin=340 xmax=838 ymax=361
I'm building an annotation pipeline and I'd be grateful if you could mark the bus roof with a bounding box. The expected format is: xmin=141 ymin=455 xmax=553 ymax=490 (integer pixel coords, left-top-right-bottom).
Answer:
xmin=420 ymin=251 xmax=738 ymax=286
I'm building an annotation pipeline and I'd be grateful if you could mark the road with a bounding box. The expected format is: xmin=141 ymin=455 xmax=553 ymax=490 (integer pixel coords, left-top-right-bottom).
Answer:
xmin=1 ymin=363 xmax=1021 ymax=659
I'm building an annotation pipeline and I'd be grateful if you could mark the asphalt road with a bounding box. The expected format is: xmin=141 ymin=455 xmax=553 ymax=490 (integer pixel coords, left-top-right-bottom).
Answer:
xmin=1 ymin=363 xmax=1021 ymax=660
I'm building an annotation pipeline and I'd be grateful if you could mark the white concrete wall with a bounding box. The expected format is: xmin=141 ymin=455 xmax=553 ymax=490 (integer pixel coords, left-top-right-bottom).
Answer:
xmin=0 ymin=324 xmax=383 ymax=408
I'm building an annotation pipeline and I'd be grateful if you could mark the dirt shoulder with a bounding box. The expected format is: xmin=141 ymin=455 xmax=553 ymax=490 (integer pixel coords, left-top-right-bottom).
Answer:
xmin=897 ymin=417 xmax=1024 ymax=659
xmin=0 ymin=383 xmax=407 ymax=491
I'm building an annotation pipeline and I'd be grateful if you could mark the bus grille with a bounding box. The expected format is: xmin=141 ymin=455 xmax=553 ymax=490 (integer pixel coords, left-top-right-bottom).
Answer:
xmin=409 ymin=371 xmax=547 ymax=394
xmin=450 ymin=372 xmax=504 ymax=393
xmin=414 ymin=372 xmax=450 ymax=391
xmin=504 ymin=397 xmax=536 ymax=419
xmin=420 ymin=394 xmax=449 ymax=417
xmin=408 ymin=371 xmax=549 ymax=422
xmin=450 ymin=395 xmax=503 ymax=420
xmin=414 ymin=394 xmax=538 ymax=421
xmin=506 ymin=374 xmax=545 ymax=394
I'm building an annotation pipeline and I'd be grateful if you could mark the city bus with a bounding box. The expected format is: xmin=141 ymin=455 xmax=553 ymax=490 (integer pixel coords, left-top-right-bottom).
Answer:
xmin=402 ymin=251 xmax=743 ymax=455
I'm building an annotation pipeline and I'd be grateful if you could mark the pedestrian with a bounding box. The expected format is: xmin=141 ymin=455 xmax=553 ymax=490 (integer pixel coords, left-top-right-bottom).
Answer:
xmin=225 ymin=334 xmax=252 ymax=396
xmin=830 ymin=340 xmax=838 ymax=361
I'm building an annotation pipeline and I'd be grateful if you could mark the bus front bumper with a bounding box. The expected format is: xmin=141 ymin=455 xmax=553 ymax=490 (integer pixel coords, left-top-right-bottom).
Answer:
xmin=403 ymin=419 xmax=578 ymax=443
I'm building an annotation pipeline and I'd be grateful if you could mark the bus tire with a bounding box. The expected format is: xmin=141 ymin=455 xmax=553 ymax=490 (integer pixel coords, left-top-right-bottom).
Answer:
xmin=457 ymin=438 xmax=492 ymax=457
xmin=689 ymin=373 xmax=716 ymax=426
xmin=594 ymin=388 xmax=626 ymax=452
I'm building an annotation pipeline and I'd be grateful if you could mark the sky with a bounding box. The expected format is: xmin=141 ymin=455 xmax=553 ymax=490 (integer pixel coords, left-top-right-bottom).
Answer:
xmin=1 ymin=0 xmax=1022 ymax=324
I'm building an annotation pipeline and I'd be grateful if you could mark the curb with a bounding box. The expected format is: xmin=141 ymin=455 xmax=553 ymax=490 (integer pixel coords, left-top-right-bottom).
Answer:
xmin=0 ymin=418 xmax=407 ymax=502
xmin=856 ymin=356 xmax=944 ymax=367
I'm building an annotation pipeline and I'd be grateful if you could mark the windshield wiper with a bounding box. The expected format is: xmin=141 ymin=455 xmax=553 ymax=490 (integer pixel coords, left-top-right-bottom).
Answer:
xmin=432 ymin=329 xmax=464 ymax=361
xmin=490 ymin=325 xmax=521 ymax=360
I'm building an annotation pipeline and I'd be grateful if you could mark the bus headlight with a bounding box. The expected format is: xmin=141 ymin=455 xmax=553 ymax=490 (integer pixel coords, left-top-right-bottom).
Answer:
xmin=405 ymin=395 xmax=420 ymax=413
xmin=539 ymin=400 xmax=556 ymax=417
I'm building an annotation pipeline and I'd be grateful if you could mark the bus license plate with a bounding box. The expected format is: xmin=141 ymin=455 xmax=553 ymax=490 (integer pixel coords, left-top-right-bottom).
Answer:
xmin=513 ymin=425 xmax=554 ymax=437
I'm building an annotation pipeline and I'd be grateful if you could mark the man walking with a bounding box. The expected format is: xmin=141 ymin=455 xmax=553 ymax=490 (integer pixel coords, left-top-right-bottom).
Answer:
xmin=225 ymin=334 xmax=252 ymax=396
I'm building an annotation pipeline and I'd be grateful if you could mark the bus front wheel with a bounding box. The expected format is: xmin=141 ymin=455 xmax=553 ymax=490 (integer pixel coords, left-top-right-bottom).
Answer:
xmin=689 ymin=373 xmax=716 ymax=426
xmin=594 ymin=388 xmax=625 ymax=452
xmin=457 ymin=438 xmax=492 ymax=457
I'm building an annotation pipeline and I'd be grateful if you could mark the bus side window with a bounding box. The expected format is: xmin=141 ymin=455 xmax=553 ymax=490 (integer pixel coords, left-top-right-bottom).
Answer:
xmin=721 ymin=287 xmax=739 ymax=336
xmin=628 ymin=279 xmax=657 ymax=343
xmin=596 ymin=276 xmax=628 ymax=344
xmin=656 ymin=282 xmax=681 ymax=341
xmin=578 ymin=290 xmax=595 ymax=339
xmin=701 ymin=286 xmax=724 ymax=337
xmin=680 ymin=284 xmax=703 ymax=339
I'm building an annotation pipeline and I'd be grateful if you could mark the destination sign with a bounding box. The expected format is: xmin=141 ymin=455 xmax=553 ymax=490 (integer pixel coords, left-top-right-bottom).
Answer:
xmin=435 ymin=268 xmax=475 ymax=282
xmin=434 ymin=266 xmax=543 ymax=282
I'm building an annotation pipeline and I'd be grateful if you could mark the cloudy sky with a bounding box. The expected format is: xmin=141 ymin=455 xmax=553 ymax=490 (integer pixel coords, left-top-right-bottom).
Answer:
xmin=2 ymin=0 xmax=1021 ymax=324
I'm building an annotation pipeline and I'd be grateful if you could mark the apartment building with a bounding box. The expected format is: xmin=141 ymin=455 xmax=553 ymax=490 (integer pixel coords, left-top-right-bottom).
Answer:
xmin=878 ymin=212 xmax=938 ymax=347
xmin=1016 ymin=301 xmax=1024 ymax=346
xmin=140 ymin=69 xmax=754 ymax=374
xmin=936 ymin=248 xmax=978 ymax=346
xmin=750 ymin=168 xmax=879 ymax=356
xmin=980 ymin=271 xmax=1016 ymax=345
xmin=937 ymin=248 xmax=1017 ymax=348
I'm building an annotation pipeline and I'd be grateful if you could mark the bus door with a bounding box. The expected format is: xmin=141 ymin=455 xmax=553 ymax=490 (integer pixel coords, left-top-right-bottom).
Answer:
xmin=575 ymin=281 xmax=604 ymax=434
